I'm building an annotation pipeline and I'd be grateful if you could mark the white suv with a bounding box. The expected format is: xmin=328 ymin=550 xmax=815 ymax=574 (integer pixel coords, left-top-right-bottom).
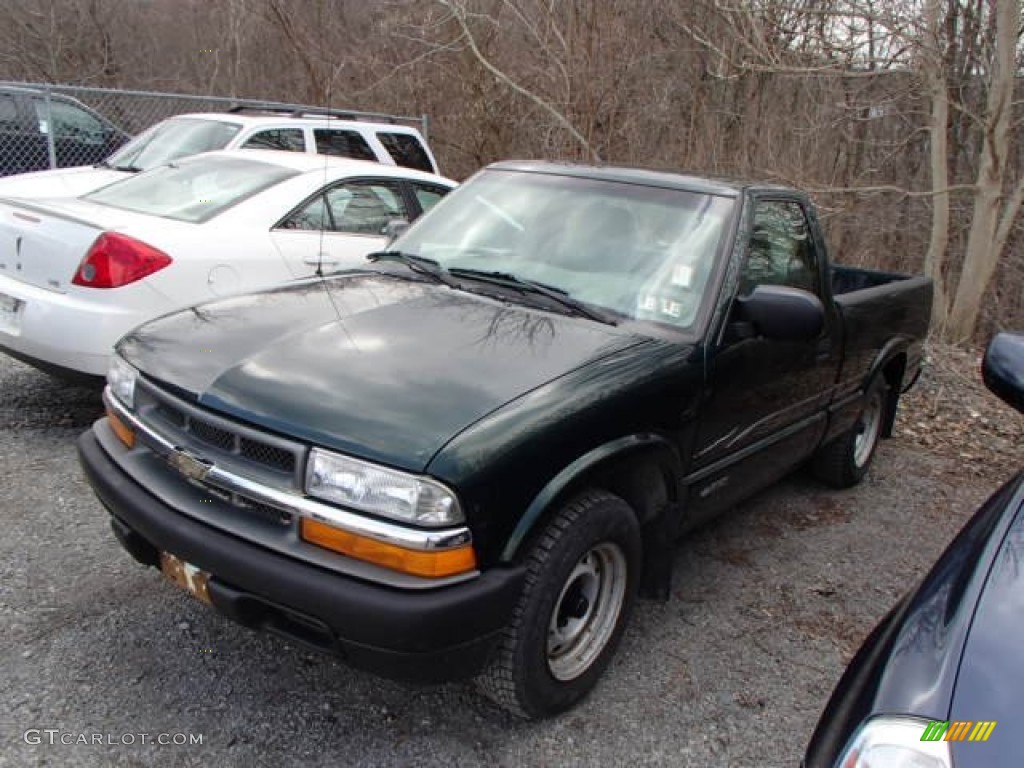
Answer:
xmin=0 ymin=106 xmax=439 ymax=198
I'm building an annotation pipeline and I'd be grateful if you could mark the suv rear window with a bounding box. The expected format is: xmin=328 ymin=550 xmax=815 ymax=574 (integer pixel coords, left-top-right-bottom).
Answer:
xmin=106 ymin=117 xmax=242 ymax=172
xmin=85 ymin=155 xmax=298 ymax=223
xmin=376 ymin=132 xmax=433 ymax=172
xmin=313 ymin=129 xmax=376 ymax=162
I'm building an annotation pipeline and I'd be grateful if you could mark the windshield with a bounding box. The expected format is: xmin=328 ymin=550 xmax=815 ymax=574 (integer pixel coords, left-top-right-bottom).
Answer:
xmin=104 ymin=117 xmax=242 ymax=171
xmin=84 ymin=155 xmax=298 ymax=223
xmin=393 ymin=169 xmax=735 ymax=329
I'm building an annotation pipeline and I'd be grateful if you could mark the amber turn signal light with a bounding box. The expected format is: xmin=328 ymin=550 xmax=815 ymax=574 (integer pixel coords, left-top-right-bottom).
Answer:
xmin=106 ymin=405 xmax=136 ymax=448
xmin=300 ymin=518 xmax=476 ymax=578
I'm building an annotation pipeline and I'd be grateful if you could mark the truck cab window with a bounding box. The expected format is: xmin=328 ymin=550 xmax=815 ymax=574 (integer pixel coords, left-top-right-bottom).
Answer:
xmin=740 ymin=201 xmax=819 ymax=295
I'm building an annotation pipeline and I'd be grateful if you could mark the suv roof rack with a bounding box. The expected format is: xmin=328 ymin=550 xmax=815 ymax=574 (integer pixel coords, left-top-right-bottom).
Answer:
xmin=226 ymin=103 xmax=425 ymax=132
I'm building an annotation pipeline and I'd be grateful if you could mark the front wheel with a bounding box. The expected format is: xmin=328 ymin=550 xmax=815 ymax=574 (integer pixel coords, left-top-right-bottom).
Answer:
xmin=476 ymin=489 xmax=641 ymax=718
xmin=811 ymin=376 xmax=889 ymax=488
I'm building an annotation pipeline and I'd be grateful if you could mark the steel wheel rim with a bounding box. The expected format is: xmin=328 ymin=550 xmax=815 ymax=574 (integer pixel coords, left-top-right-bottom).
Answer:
xmin=854 ymin=389 xmax=883 ymax=468
xmin=546 ymin=542 xmax=627 ymax=681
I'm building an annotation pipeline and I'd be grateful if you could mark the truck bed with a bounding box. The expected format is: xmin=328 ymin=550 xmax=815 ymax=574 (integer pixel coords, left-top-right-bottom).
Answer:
xmin=831 ymin=265 xmax=916 ymax=295
xmin=831 ymin=265 xmax=933 ymax=397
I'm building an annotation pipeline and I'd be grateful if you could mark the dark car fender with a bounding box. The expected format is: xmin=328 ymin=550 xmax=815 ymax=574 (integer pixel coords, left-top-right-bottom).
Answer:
xmin=500 ymin=432 xmax=685 ymax=599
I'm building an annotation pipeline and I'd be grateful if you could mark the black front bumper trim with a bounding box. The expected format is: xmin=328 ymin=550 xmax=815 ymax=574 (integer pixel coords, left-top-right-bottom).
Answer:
xmin=79 ymin=430 xmax=524 ymax=682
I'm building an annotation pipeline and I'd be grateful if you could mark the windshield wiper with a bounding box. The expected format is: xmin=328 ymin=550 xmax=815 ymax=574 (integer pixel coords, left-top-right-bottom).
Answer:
xmin=98 ymin=161 xmax=142 ymax=172
xmin=366 ymin=250 xmax=449 ymax=285
xmin=446 ymin=268 xmax=615 ymax=325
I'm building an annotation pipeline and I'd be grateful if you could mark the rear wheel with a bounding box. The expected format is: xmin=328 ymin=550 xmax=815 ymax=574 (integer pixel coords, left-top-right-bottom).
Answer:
xmin=812 ymin=376 xmax=889 ymax=488
xmin=476 ymin=489 xmax=641 ymax=718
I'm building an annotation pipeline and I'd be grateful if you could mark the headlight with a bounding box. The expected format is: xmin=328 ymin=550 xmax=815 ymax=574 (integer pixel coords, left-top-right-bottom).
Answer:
xmin=306 ymin=448 xmax=463 ymax=526
xmin=836 ymin=717 xmax=951 ymax=768
xmin=107 ymin=355 xmax=138 ymax=409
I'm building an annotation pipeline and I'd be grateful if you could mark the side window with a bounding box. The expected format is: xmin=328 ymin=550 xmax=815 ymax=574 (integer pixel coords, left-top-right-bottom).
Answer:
xmin=0 ymin=95 xmax=20 ymax=127
xmin=410 ymin=183 xmax=449 ymax=216
xmin=241 ymin=128 xmax=305 ymax=152
xmin=325 ymin=181 xmax=408 ymax=235
xmin=376 ymin=132 xmax=434 ymax=172
xmin=313 ymin=129 xmax=376 ymax=162
xmin=739 ymin=201 xmax=819 ymax=295
xmin=278 ymin=194 xmax=331 ymax=231
xmin=36 ymin=100 xmax=108 ymax=143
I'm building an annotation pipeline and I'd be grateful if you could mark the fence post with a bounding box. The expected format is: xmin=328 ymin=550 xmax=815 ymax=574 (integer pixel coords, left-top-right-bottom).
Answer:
xmin=43 ymin=88 xmax=57 ymax=169
xmin=421 ymin=113 xmax=429 ymax=142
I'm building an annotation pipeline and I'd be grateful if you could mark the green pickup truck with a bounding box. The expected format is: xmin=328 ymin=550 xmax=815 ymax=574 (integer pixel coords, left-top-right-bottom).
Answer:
xmin=79 ymin=161 xmax=932 ymax=718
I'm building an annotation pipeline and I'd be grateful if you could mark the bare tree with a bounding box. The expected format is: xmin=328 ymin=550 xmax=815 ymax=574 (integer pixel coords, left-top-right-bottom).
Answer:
xmin=945 ymin=0 xmax=1023 ymax=342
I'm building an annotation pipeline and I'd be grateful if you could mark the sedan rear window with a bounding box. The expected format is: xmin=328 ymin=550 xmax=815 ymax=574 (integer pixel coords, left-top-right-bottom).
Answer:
xmin=84 ymin=155 xmax=298 ymax=223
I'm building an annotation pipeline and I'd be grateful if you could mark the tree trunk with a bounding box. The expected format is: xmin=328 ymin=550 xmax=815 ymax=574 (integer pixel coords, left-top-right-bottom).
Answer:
xmin=945 ymin=0 xmax=1017 ymax=343
xmin=923 ymin=0 xmax=950 ymax=331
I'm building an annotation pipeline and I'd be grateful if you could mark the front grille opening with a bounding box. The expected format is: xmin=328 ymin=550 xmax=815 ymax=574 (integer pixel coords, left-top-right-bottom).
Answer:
xmin=235 ymin=496 xmax=294 ymax=527
xmin=154 ymin=402 xmax=186 ymax=429
xmin=141 ymin=384 xmax=301 ymax=480
xmin=240 ymin=437 xmax=295 ymax=473
xmin=198 ymin=484 xmax=293 ymax=527
xmin=189 ymin=418 xmax=236 ymax=452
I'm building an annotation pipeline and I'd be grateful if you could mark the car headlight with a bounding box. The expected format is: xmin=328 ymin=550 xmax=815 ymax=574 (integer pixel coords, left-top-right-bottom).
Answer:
xmin=836 ymin=717 xmax=951 ymax=768
xmin=306 ymin=448 xmax=463 ymax=526
xmin=107 ymin=355 xmax=138 ymax=409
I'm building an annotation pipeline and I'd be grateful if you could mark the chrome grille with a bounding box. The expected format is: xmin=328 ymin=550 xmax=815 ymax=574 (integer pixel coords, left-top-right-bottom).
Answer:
xmin=137 ymin=380 xmax=303 ymax=483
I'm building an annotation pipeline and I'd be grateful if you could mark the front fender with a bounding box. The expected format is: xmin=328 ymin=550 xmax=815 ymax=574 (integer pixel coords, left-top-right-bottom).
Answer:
xmin=500 ymin=433 xmax=683 ymax=562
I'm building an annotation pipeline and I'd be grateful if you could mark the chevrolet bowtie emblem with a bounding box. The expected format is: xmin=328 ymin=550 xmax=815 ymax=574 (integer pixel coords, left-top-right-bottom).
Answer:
xmin=169 ymin=449 xmax=213 ymax=482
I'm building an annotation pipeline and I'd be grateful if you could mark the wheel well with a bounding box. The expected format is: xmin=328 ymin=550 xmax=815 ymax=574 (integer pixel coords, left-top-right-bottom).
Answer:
xmin=880 ymin=353 xmax=907 ymax=437
xmin=512 ymin=450 xmax=676 ymax=561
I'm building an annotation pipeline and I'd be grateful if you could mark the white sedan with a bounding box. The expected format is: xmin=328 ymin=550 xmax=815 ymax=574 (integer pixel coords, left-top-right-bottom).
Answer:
xmin=0 ymin=150 xmax=455 ymax=377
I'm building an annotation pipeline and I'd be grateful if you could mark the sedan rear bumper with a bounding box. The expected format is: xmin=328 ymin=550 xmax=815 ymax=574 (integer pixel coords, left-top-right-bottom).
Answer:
xmin=0 ymin=273 xmax=157 ymax=376
xmin=78 ymin=429 xmax=525 ymax=682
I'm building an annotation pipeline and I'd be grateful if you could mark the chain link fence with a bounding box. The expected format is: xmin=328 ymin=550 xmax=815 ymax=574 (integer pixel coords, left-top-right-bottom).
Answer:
xmin=0 ymin=81 xmax=429 ymax=176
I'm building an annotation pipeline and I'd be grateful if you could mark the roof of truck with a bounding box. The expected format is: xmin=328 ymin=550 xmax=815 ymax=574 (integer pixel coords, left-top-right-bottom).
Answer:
xmin=487 ymin=160 xmax=797 ymax=198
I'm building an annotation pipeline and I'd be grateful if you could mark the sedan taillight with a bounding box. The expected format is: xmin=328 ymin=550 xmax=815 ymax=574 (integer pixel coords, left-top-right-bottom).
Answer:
xmin=72 ymin=232 xmax=172 ymax=288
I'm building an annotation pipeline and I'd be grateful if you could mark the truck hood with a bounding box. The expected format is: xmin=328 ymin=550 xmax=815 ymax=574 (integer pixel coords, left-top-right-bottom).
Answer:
xmin=118 ymin=272 xmax=650 ymax=471
xmin=0 ymin=166 xmax=129 ymax=198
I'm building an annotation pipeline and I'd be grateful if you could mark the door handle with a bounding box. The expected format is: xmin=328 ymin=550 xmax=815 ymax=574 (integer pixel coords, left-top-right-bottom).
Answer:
xmin=303 ymin=252 xmax=338 ymax=266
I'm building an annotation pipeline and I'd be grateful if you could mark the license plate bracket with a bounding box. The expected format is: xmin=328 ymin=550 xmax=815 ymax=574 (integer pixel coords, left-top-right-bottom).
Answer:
xmin=159 ymin=551 xmax=212 ymax=606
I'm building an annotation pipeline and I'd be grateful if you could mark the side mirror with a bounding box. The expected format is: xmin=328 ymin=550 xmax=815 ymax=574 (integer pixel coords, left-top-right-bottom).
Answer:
xmin=982 ymin=332 xmax=1024 ymax=414
xmin=382 ymin=218 xmax=410 ymax=243
xmin=735 ymin=284 xmax=824 ymax=342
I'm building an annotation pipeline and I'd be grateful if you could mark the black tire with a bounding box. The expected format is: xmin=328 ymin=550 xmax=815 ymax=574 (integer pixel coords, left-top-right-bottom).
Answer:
xmin=811 ymin=376 xmax=889 ymax=488
xmin=476 ymin=489 xmax=641 ymax=719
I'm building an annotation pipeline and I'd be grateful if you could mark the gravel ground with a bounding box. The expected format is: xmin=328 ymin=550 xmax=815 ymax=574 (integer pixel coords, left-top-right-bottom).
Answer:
xmin=0 ymin=352 xmax=1015 ymax=767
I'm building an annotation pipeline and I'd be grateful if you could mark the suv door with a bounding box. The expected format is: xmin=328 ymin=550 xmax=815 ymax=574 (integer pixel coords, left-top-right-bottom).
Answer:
xmin=686 ymin=197 xmax=840 ymax=519
xmin=0 ymin=92 xmax=46 ymax=175
xmin=36 ymin=98 xmax=125 ymax=168
xmin=270 ymin=178 xmax=412 ymax=277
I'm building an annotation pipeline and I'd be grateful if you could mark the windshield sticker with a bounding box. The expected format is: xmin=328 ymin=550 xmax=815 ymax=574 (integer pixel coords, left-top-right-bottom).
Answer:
xmin=671 ymin=264 xmax=694 ymax=287
xmin=638 ymin=294 xmax=683 ymax=318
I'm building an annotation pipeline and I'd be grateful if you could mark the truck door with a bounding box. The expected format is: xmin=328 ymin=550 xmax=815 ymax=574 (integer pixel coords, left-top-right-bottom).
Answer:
xmin=688 ymin=197 xmax=840 ymax=516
